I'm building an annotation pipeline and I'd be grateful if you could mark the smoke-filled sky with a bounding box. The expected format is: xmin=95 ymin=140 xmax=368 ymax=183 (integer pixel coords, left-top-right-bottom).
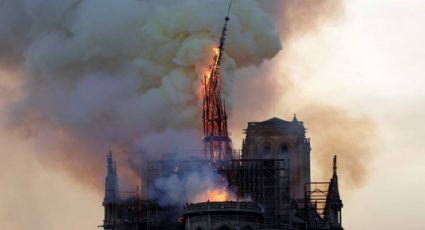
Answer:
xmin=1 ymin=0 xmax=424 ymax=229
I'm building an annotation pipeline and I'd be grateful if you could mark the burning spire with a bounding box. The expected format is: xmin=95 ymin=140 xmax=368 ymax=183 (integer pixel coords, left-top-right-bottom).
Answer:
xmin=202 ymin=0 xmax=233 ymax=164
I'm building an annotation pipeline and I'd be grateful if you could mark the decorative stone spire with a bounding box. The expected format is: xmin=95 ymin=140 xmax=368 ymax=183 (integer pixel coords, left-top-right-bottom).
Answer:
xmin=104 ymin=151 xmax=120 ymax=204
xmin=292 ymin=113 xmax=298 ymax=123
xmin=324 ymin=155 xmax=343 ymax=228
xmin=333 ymin=155 xmax=337 ymax=177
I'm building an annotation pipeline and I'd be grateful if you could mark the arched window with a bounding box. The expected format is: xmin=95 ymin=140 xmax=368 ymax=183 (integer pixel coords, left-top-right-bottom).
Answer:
xmin=280 ymin=145 xmax=289 ymax=154
xmin=262 ymin=144 xmax=272 ymax=155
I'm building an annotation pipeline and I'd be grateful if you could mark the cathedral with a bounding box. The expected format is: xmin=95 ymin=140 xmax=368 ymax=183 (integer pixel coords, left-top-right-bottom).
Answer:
xmin=102 ymin=116 xmax=343 ymax=230
xmin=101 ymin=1 xmax=343 ymax=229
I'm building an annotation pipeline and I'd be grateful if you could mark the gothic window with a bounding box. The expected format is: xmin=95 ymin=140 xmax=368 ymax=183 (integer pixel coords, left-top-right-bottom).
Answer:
xmin=262 ymin=144 xmax=272 ymax=155
xmin=280 ymin=145 xmax=289 ymax=154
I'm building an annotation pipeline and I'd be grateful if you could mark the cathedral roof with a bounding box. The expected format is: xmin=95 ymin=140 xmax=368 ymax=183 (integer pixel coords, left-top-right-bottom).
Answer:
xmin=246 ymin=117 xmax=305 ymax=133
xmin=254 ymin=116 xmax=303 ymax=128
xmin=260 ymin=117 xmax=293 ymax=125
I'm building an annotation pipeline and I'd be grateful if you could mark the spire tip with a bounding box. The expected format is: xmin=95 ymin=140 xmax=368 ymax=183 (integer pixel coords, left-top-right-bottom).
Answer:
xmin=333 ymin=155 xmax=337 ymax=176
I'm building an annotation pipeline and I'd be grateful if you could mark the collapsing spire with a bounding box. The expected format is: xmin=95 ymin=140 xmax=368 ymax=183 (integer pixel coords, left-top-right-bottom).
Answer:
xmin=216 ymin=0 xmax=232 ymax=66
xmin=104 ymin=151 xmax=120 ymax=204
xmin=202 ymin=0 xmax=233 ymax=163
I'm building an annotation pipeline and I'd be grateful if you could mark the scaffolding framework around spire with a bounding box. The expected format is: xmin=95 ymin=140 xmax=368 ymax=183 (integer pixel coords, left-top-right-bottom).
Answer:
xmin=202 ymin=0 xmax=234 ymax=163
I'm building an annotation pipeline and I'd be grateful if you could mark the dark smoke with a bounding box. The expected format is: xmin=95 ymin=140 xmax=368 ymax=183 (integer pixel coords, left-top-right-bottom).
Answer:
xmin=0 ymin=0 xmax=281 ymax=191
xmin=0 ymin=0 xmax=374 ymax=193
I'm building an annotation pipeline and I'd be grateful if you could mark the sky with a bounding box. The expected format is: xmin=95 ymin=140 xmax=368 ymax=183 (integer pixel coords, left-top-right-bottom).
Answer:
xmin=284 ymin=0 xmax=425 ymax=229
xmin=1 ymin=0 xmax=424 ymax=229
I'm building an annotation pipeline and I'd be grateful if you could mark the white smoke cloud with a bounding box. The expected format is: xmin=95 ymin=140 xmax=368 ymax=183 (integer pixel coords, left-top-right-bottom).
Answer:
xmin=152 ymin=165 xmax=218 ymax=206
xmin=1 ymin=0 xmax=282 ymax=188
xmin=151 ymin=161 xmax=239 ymax=206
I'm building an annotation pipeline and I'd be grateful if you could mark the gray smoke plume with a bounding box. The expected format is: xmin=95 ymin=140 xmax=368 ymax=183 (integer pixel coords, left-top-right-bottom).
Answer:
xmin=258 ymin=0 xmax=344 ymax=37
xmin=0 ymin=0 xmax=281 ymax=190
xmin=153 ymin=169 xmax=217 ymax=206
xmin=151 ymin=163 xmax=236 ymax=206
xmin=232 ymin=0 xmax=377 ymax=189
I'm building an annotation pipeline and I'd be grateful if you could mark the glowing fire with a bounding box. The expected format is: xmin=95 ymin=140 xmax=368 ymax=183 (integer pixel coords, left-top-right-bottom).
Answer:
xmin=205 ymin=47 xmax=220 ymax=80
xmin=194 ymin=185 xmax=236 ymax=203
xmin=207 ymin=187 xmax=232 ymax=202
xmin=213 ymin=47 xmax=220 ymax=58
xmin=199 ymin=47 xmax=221 ymax=96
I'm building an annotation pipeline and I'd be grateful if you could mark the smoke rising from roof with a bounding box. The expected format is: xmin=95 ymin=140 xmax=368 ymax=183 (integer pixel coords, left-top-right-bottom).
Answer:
xmin=0 ymin=0 xmax=374 ymax=194
xmin=231 ymin=0 xmax=376 ymax=189
xmin=151 ymin=163 xmax=236 ymax=206
xmin=0 ymin=0 xmax=281 ymax=189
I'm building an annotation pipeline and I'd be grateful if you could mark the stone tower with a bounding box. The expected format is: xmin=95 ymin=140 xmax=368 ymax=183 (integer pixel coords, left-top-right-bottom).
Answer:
xmin=241 ymin=116 xmax=311 ymax=200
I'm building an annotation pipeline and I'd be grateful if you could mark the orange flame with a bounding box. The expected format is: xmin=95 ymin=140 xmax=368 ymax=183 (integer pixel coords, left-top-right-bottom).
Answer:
xmin=213 ymin=47 xmax=220 ymax=58
xmin=199 ymin=47 xmax=221 ymax=97
xmin=207 ymin=187 xmax=232 ymax=202
xmin=205 ymin=48 xmax=220 ymax=81
xmin=194 ymin=185 xmax=236 ymax=203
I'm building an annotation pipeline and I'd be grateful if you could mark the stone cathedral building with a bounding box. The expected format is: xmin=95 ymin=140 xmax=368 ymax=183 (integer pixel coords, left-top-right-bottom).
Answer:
xmin=101 ymin=1 xmax=344 ymax=229
xmin=102 ymin=115 xmax=344 ymax=230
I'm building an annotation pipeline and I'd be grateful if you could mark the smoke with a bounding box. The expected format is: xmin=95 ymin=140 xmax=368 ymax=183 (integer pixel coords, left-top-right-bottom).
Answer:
xmin=153 ymin=170 xmax=215 ymax=206
xmin=0 ymin=0 xmax=281 ymax=190
xmin=299 ymin=104 xmax=376 ymax=188
xmin=151 ymin=163 xmax=236 ymax=206
xmin=258 ymin=0 xmax=344 ymax=37
xmin=0 ymin=1 xmax=378 ymax=229
xmin=229 ymin=0 xmax=376 ymax=189
xmin=1 ymin=0 xmax=373 ymax=199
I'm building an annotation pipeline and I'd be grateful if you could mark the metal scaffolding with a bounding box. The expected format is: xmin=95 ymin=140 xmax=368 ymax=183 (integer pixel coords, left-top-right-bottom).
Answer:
xmin=225 ymin=159 xmax=291 ymax=228
xmin=290 ymin=182 xmax=334 ymax=230
xmin=102 ymin=198 xmax=178 ymax=230
xmin=201 ymin=0 xmax=233 ymax=163
xmin=305 ymin=182 xmax=330 ymax=219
